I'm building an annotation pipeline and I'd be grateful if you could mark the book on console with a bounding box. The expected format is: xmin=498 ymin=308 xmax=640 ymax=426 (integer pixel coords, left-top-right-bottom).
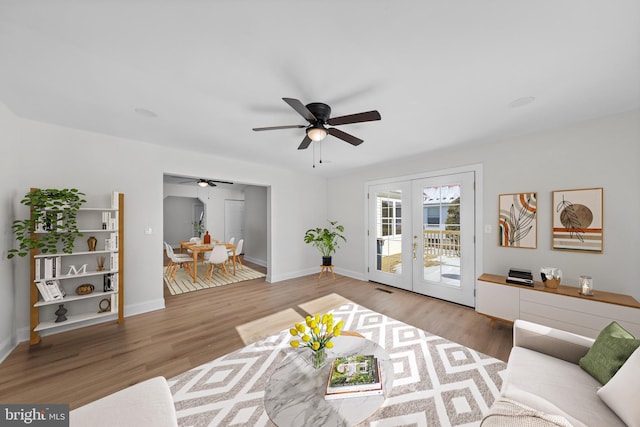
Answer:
xmin=325 ymin=354 xmax=382 ymax=400
xmin=507 ymin=268 xmax=533 ymax=280
xmin=506 ymin=276 xmax=534 ymax=286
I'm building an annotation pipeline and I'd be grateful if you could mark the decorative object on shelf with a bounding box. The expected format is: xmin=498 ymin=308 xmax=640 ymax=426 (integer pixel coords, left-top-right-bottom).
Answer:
xmin=54 ymin=304 xmax=68 ymax=323
xmin=498 ymin=192 xmax=537 ymax=248
xmin=98 ymin=298 xmax=111 ymax=313
xmin=203 ymin=231 xmax=211 ymax=244
xmin=540 ymin=267 xmax=562 ymax=289
xmin=552 ymin=187 xmax=603 ymax=253
xmin=8 ymin=188 xmax=86 ymax=258
xmin=87 ymin=235 xmax=97 ymax=251
xmin=103 ymin=273 xmax=114 ymax=292
xmin=304 ymin=220 xmax=346 ymax=266
xmin=96 ymin=256 xmax=106 ymax=271
xmin=67 ymin=264 xmax=87 ymax=275
xmin=289 ymin=312 xmax=344 ymax=369
xmin=75 ymin=283 xmax=95 ymax=295
xmin=579 ymin=275 xmax=594 ymax=296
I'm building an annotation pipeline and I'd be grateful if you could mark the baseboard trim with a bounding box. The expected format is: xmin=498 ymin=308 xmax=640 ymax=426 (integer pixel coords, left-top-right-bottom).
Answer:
xmin=333 ymin=267 xmax=365 ymax=281
xmin=124 ymin=298 xmax=166 ymax=317
xmin=268 ymin=267 xmax=365 ymax=283
xmin=244 ymin=256 xmax=266 ymax=267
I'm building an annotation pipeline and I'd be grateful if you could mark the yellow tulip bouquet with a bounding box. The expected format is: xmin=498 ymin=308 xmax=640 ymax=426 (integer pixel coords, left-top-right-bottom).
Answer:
xmin=289 ymin=312 xmax=345 ymax=369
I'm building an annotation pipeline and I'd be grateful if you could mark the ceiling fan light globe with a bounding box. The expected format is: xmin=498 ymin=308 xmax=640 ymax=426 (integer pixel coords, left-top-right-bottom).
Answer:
xmin=307 ymin=127 xmax=327 ymax=141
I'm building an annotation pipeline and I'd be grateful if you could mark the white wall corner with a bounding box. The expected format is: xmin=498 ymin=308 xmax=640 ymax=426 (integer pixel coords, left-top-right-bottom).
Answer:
xmin=0 ymin=334 xmax=18 ymax=364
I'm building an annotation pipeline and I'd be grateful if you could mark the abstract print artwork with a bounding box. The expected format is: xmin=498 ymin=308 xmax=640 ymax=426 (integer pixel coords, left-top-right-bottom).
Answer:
xmin=552 ymin=188 xmax=603 ymax=253
xmin=498 ymin=192 xmax=537 ymax=248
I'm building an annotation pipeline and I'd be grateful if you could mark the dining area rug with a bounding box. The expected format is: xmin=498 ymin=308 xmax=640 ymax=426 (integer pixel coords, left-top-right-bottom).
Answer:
xmin=169 ymin=298 xmax=506 ymax=426
xmin=163 ymin=263 xmax=266 ymax=295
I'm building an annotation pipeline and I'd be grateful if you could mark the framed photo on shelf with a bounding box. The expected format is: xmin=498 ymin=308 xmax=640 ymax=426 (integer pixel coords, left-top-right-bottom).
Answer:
xmin=552 ymin=187 xmax=603 ymax=253
xmin=498 ymin=192 xmax=537 ymax=249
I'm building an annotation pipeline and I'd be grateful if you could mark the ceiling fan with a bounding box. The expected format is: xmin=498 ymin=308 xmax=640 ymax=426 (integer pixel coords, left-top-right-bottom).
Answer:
xmin=252 ymin=98 xmax=381 ymax=150
xmin=178 ymin=178 xmax=234 ymax=187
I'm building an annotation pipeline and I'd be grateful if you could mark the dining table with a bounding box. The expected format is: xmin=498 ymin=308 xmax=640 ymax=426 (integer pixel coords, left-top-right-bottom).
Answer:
xmin=179 ymin=241 xmax=237 ymax=283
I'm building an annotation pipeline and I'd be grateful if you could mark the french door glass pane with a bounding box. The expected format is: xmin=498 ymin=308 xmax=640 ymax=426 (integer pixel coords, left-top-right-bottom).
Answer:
xmin=422 ymin=184 xmax=461 ymax=286
xmin=376 ymin=190 xmax=402 ymax=274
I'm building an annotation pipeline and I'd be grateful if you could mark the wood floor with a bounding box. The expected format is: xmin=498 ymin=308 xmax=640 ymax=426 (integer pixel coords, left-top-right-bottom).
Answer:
xmin=0 ymin=262 xmax=513 ymax=409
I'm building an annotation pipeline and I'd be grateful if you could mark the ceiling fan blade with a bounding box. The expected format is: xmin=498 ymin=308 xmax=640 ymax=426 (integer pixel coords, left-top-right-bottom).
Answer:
xmin=297 ymin=135 xmax=312 ymax=150
xmin=327 ymin=128 xmax=364 ymax=146
xmin=253 ymin=124 xmax=306 ymax=131
xmin=209 ymin=179 xmax=234 ymax=185
xmin=283 ymin=98 xmax=317 ymax=123
xmin=327 ymin=110 xmax=381 ymax=126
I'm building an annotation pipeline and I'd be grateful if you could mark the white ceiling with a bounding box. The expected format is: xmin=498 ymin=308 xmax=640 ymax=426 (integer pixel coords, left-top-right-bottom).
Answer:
xmin=1 ymin=1 xmax=638 ymax=176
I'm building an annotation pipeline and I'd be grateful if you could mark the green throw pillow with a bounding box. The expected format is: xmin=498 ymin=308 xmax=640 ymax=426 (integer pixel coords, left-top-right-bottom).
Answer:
xmin=579 ymin=321 xmax=640 ymax=385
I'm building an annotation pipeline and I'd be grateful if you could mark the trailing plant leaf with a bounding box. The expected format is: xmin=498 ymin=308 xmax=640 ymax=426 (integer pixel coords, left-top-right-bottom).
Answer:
xmin=8 ymin=188 xmax=86 ymax=258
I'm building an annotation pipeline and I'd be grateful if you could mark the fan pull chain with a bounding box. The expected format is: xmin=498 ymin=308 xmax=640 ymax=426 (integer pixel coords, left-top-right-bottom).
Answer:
xmin=319 ymin=141 xmax=323 ymax=164
xmin=312 ymin=141 xmax=316 ymax=168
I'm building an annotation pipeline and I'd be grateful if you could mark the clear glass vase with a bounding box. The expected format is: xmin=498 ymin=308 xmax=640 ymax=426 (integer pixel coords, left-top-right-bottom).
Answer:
xmin=310 ymin=347 xmax=327 ymax=369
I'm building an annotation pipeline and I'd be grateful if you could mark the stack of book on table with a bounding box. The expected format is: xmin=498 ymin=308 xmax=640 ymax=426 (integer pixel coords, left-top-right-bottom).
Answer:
xmin=506 ymin=268 xmax=534 ymax=286
xmin=324 ymin=354 xmax=382 ymax=400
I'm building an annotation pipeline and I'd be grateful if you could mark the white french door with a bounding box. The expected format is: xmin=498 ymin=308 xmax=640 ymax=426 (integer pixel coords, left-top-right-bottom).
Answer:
xmin=368 ymin=171 xmax=476 ymax=307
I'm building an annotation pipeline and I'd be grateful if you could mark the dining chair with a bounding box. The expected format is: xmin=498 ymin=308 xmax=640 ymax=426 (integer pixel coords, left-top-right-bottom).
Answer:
xmin=164 ymin=242 xmax=194 ymax=280
xmin=206 ymin=244 xmax=230 ymax=280
xmin=230 ymin=239 xmax=244 ymax=270
xmin=228 ymin=237 xmax=235 ymax=246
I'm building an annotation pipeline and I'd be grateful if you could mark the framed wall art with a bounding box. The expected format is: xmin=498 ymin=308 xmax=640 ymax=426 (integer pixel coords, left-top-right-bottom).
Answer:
xmin=552 ymin=187 xmax=603 ymax=253
xmin=498 ymin=192 xmax=537 ymax=248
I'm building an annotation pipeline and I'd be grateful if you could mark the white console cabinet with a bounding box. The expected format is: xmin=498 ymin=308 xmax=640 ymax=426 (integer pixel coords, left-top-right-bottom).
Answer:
xmin=477 ymin=274 xmax=640 ymax=338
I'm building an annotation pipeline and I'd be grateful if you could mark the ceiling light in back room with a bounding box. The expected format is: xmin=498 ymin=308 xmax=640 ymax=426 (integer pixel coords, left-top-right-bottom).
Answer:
xmin=134 ymin=107 xmax=158 ymax=118
xmin=508 ymin=96 xmax=536 ymax=108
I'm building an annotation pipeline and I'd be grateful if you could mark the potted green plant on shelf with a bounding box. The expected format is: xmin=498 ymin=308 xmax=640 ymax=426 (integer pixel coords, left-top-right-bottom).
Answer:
xmin=304 ymin=220 xmax=346 ymax=266
xmin=8 ymin=188 xmax=86 ymax=258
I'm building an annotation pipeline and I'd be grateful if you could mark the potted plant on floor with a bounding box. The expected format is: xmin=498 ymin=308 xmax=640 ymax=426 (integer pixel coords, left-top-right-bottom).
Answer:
xmin=304 ymin=220 xmax=346 ymax=266
xmin=8 ymin=188 xmax=86 ymax=258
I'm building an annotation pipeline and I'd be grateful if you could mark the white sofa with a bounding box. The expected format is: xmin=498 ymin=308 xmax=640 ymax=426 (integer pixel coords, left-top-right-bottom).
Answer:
xmin=70 ymin=376 xmax=177 ymax=427
xmin=482 ymin=319 xmax=638 ymax=427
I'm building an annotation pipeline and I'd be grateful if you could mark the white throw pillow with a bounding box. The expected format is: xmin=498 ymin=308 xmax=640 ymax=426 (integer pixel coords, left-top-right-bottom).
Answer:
xmin=597 ymin=346 xmax=640 ymax=427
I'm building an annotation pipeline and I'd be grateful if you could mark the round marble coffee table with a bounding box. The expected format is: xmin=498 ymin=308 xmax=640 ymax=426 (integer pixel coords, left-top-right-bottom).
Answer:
xmin=264 ymin=336 xmax=394 ymax=427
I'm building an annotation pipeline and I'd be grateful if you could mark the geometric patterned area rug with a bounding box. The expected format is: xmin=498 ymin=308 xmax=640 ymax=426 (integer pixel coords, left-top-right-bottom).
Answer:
xmin=163 ymin=263 xmax=266 ymax=295
xmin=169 ymin=298 xmax=506 ymax=426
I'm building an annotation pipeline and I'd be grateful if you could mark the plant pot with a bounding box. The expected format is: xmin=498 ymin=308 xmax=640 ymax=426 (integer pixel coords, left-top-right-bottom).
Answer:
xmin=322 ymin=256 xmax=332 ymax=266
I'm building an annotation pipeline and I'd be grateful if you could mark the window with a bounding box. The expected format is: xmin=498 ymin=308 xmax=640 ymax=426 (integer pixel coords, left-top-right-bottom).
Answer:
xmin=381 ymin=199 xmax=402 ymax=237
xmin=425 ymin=206 xmax=440 ymax=226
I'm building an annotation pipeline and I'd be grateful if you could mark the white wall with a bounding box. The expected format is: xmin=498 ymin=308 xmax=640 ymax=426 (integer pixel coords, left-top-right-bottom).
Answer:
xmin=244 ymin=185 xmax=268 ymax=266
xmin=163 ymin=196 xmax=201 ymax=246
xmin=328 ymin=110 xmax=640 ymax=300
xmin=0 ymin=102 xmax=20 ymax=361
xmin=0 ymin=102 xmax=327 ymax=360
xmin=163 ymin=182 xmax=246 ymax=246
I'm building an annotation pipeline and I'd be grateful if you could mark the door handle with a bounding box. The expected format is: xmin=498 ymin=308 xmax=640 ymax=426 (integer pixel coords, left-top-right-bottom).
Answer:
xmin=413 ymin=235 xmax=418 ymax=260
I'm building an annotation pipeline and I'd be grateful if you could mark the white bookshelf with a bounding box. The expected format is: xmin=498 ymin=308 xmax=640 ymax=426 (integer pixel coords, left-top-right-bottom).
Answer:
xmin=29 ymin=191 xmax=124 ymax=345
